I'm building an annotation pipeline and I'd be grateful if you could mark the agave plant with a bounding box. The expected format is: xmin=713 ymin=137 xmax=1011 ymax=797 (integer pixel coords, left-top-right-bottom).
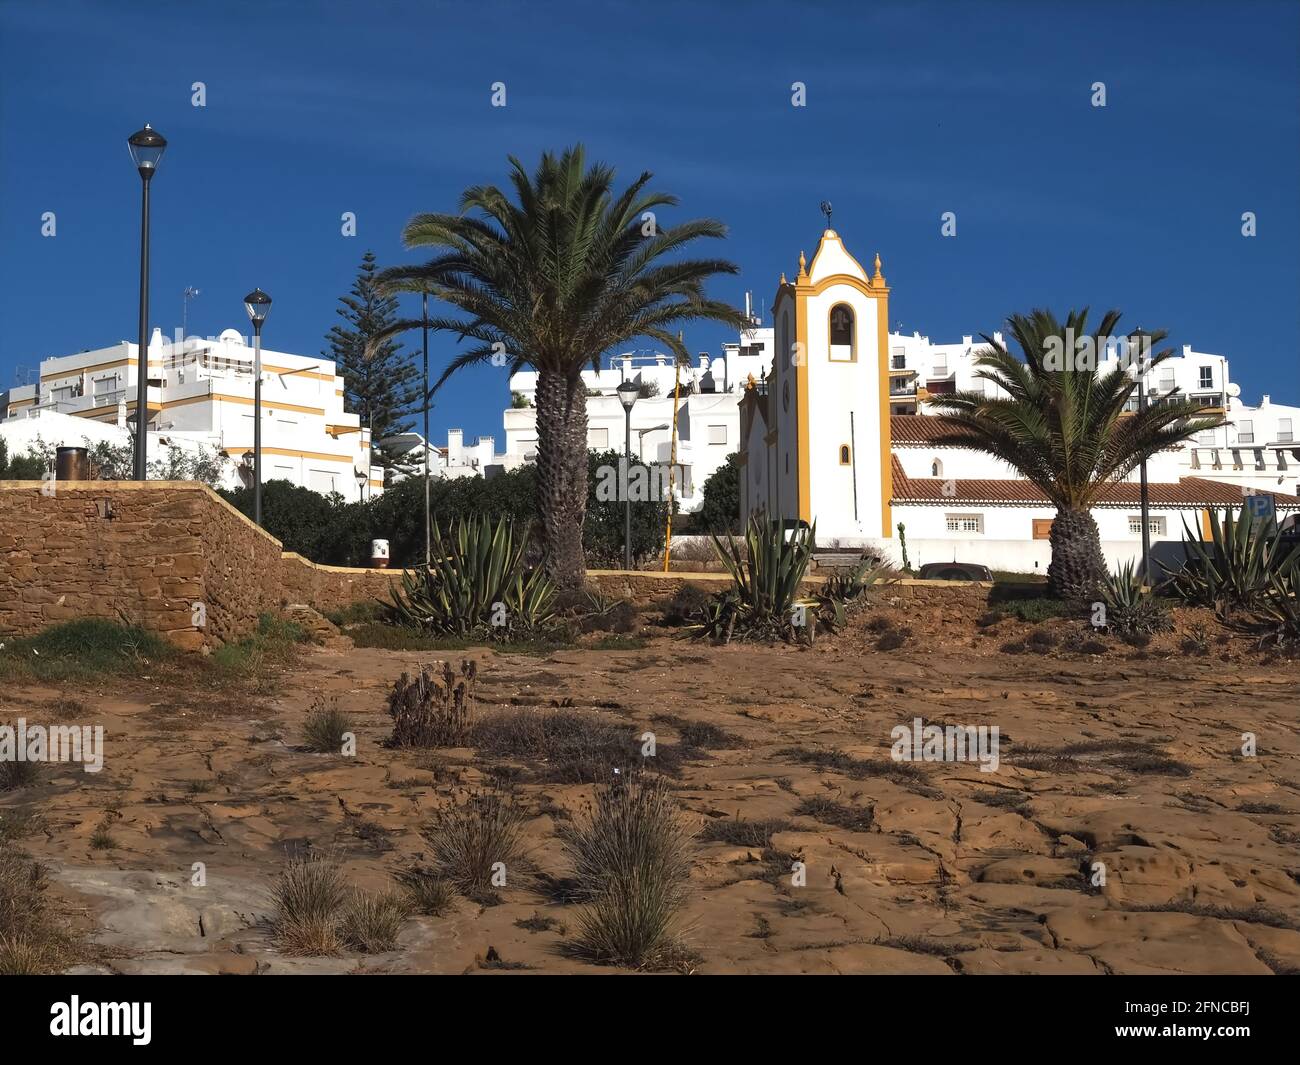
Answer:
xmin=1161 ymin=505 xmax=1300 ymax=613
xmin=1098 ymin=560 xmax=1170 ymax=637
xmin=384 ymin=514 xmax=555 ymax=636
xmin=1240 ymin=568 xmax=1300 ymax=650
xmin=692 ymin=514 xmax=816 ymax=642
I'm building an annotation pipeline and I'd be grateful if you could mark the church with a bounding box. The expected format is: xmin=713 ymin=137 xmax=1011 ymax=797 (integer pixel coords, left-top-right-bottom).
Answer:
xmin=737 ymin=228 xmax=1299 ymax=573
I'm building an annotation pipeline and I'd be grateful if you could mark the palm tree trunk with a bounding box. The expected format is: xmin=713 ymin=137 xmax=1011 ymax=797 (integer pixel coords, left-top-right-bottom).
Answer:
xmin=1048 ymin=506 xmax=1107 ymax=602
xmin=535 ymin=367 xmax=589 ymax=590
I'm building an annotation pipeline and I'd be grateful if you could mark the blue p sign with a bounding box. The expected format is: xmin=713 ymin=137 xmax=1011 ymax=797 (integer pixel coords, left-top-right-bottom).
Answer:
xmin=1245 ymin=494 xmax=1275 ymax=520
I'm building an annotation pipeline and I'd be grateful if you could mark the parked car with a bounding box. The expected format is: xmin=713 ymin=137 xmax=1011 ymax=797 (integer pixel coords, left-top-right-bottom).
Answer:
xmin=916 ymin=561 xmax=994 ymax=582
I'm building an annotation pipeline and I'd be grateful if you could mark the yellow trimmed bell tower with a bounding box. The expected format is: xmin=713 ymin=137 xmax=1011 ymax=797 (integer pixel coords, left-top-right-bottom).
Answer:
xmin=767 ymin=229 xmax=892 ymax=539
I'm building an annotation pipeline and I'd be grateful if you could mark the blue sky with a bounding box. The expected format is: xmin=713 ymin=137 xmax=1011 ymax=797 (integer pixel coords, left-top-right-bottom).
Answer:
xmin=2 ymin=0 xmax=1297 ymax=443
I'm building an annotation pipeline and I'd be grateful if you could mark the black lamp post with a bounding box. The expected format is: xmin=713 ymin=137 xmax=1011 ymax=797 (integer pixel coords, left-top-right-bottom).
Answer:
xmin=243 ymin=288 xmax=272 ymax=526
xmin=128 ymin=124 xmax=167 ymax=479
xmin=616 ymin=380 xmax=640 ymax=570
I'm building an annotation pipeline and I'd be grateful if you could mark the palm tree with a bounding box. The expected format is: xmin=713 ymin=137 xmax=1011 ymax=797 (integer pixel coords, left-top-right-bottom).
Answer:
xmin=373 ymin=146 xmax=748 ymax=589
xmin=925 ymin=308 xmax=1223 ymax=601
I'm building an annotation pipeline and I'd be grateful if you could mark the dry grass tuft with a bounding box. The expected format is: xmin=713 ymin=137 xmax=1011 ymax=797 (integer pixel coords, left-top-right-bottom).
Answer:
xmin=272 ymin=854 xmax=348 ymax=956
xmin=560 ymin=775 xmax=695 ymax=969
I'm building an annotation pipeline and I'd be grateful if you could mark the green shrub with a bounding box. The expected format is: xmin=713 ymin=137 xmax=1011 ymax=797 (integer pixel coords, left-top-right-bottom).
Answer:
xmin=384 ymin=514 xmax=554 ymax=637
xmin=1162 ymin=505 xmax=1299 ymax=612
xmin=692 ymin=513 xmax=816 ymax=643
xmin=0 ymin=619 xmax=174 ymax=681
xmin=1099 ymin=561 xmax=1172 ymax=637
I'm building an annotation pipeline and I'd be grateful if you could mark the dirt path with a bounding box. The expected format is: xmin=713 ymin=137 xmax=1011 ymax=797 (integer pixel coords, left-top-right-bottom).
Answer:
xmin=4 ymin=610 xmax=1299 ymax=975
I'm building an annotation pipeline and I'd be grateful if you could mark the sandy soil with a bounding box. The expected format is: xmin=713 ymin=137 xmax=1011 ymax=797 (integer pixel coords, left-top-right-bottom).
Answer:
xmin=4 ymin=601 xmax=1299 ymax=975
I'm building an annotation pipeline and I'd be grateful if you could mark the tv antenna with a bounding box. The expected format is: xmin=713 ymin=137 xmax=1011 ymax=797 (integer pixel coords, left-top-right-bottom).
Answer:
xmin=819 ymin=201 xmax=833 ymax=228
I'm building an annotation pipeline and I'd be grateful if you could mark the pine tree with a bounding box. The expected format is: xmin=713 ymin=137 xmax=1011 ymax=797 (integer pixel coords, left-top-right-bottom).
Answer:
xmin=325 ymin=251 xmax=421 ymax=466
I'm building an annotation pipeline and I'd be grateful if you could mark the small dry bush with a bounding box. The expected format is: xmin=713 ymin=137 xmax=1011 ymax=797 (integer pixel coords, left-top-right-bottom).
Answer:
xmin=387 ymin=660 xmax=477 ymax=748
xmin=272 ymin=854 xmax=347 ymax=956
xmin=340 ymin=891 xmax=408 ymax=953
xmin=302 ymin=697 xmax=352 ymax=754
xmin=473 ymin=708 xmax=677 ymax=783
xmin=394 ymin=866 xmax=456 ymax=916
xmin=560 ymin=775 xmax=694 ymax=969
xmin=0 ymin=850 xmax=71 ymax=974
xmin=423 ymin=790 xmax=526 ymax=904
xmin=0 ymin=758 xmax=41 ymax=792
xmin=699 ymin=816 xmax=789 ymax=848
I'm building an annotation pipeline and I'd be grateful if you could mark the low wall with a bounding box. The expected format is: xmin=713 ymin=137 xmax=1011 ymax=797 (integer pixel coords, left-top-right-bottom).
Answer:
xmin=0 ymin=481 xmax=1026 ymax=650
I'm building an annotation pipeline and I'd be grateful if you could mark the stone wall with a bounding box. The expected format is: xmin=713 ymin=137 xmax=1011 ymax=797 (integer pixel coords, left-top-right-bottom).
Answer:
xmin=0 ymin=482 xmax=213 ymax=650
xmin=0 ymin=481 xmax=1020 ymax=650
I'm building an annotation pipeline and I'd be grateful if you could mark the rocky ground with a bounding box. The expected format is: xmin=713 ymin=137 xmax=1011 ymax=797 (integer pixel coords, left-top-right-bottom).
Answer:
xmin=2 ymin=597 xmax=1298 ymax=975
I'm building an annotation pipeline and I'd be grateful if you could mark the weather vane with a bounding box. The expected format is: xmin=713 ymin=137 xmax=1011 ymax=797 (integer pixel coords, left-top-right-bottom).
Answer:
xmin=819 ymin=201 xmax=833 ymax=228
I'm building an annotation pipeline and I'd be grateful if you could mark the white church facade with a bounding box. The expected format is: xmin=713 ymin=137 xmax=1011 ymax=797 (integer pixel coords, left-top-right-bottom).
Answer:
xmin=736 ymin=228 xmax=1300 ymax=572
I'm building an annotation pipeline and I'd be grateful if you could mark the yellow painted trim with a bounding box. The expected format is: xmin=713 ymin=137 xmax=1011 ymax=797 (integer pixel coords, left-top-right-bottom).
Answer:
xmin=327 ymin=424 xmax=362 ymax=436
xmin=73 ymin=400 xmax=161 ymax=417
xmin=839 ymin=444 xmax=851 ymax=465
xmin=8 ymin=399 xmax=34 ymax=409
xmin=262 ymin=363 xmax=336 ymax=382
xmin=877 ymin=287 xmax=893 ymax=537
xmin=795 ymin=286 xmax=811 ymax=524
xmin=168 ymin=393 xmax=325 ymax=416
xmin=1201 ymin=508 xmax=1213 ymax=540
xmin=223 ymin=446 xmax=356 ymax=463
xmin=809 ymin=273 xmax=888 ymax=300
xmin=41 ymin=356 xmax=134 ymax=381
xmin=806 ymin=230 xmax=872 ymax=283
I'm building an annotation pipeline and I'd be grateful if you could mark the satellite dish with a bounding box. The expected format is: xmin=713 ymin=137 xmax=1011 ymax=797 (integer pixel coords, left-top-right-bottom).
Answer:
xmin=1226 ymin=383 xmax=1241 ymax=398
xmin=218 ymin=328 xmax=245 ymax=345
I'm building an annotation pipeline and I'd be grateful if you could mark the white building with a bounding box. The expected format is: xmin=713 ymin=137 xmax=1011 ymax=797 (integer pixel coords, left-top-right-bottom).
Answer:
xmin=736 ymin=227 xmax=1300 ymax=570
xmin=1 ymin=328 xmax=382 ymax=500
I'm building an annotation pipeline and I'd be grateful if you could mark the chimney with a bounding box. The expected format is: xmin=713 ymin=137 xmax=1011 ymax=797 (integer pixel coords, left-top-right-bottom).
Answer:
xmin=744 ymin=291 xmax=752 ymax=321
xmin=699 ymin=353 xmax=710 ymax=371
xmin=1261 ymin=395 xmax=1270 ymax=407
xmin=447 ymin=428 xmax=463 ymax=460
xmin=962 ymin=335 xmax=973 ymax=346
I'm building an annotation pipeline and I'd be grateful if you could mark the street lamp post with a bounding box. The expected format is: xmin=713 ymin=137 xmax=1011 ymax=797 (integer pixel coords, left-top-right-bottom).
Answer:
xmin=616 ymin=380 xmax=640 ymax=570
xmin=243 ymin=289 xmax=272 ymax=526
xmin=637 ymin=424 xmax=669 ymax=462
xmin=128 ymin=124 xmax=167 ymax=479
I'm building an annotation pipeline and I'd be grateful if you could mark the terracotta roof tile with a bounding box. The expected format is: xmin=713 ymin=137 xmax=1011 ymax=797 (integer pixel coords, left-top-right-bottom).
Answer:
xmin=890 ymin=455 xmax=1300 ymax=509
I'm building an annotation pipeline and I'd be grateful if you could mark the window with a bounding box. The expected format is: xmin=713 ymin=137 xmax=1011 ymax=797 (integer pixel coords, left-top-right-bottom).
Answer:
xmin=932 ymin=358 xmax=948 ymax=377
xmin=839 ymin=445 xmax=851 ymax=465
xmin=1032 ymin=519 xmax=1053 ymax=540
xmin=1197 ymin=429 xmax=1216 ymax=445
xmin=588 ymin=427 xmax=609 ymax=448
xmin=707 ymin=424 xmax=727 ymax=445
xmin=1128 ymin=515 xmax=1166 ymax=537
xmin=92 ymin=377 xmax=116 ymax=396
xmin=1237 ymin=419 xmax=1254 ymax=444
xmin=1159 ymin=369 xmax=1176 ymax=392
xmin=308 ymin=469 xmax=337 ymax=494
xmin=891 ymin=347 xmax=906 ymax=369
xmin=1199 ymin=366 xmax=1213 ymax=389
xmin=945 ymin=513 xmax=983 ymax=534
xmin=829 ymin=303 xmax=855 ymax=361
xmin=1279 ymin=419 xmax=1294 ymax=443
xmin=931 ymin=458 xmax=943 ymax=477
